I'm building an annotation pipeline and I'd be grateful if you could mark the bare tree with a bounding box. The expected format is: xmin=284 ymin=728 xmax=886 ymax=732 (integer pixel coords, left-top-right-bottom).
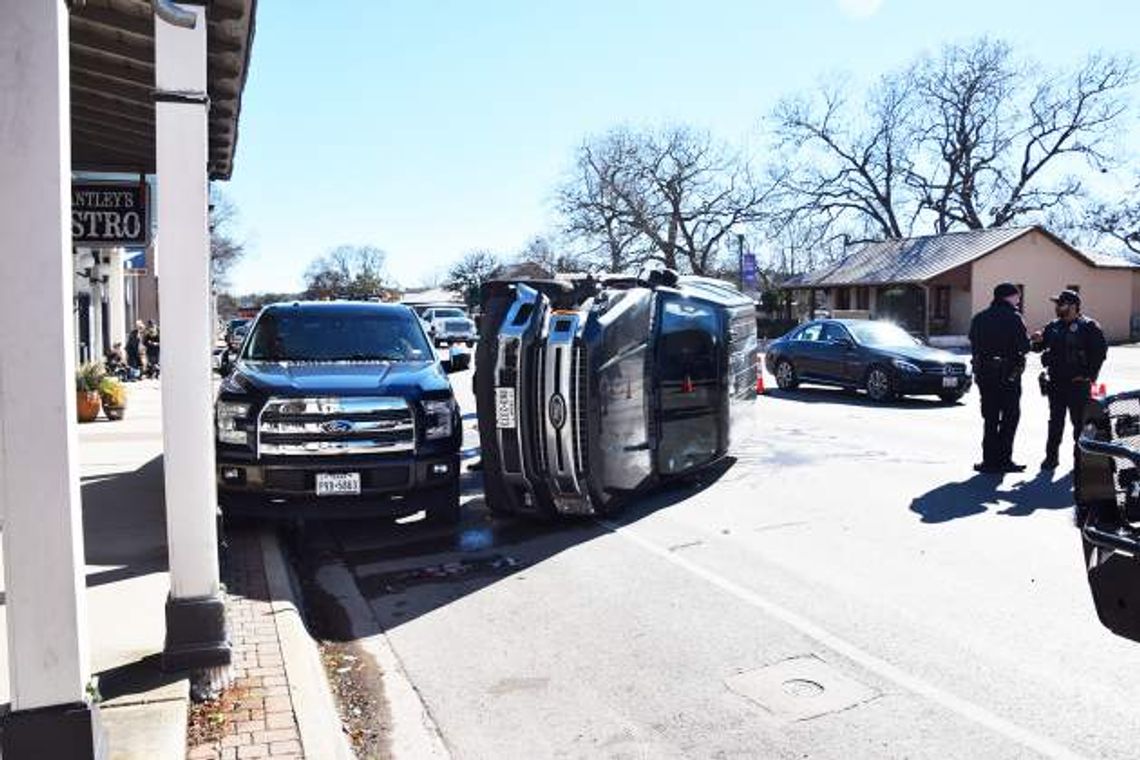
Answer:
xmin=1084 ymin=179 xmax=1140 ymax=254
xmin=770 ymin=73 xmax=916 ymax=246
xmin=557 ymin=132 xmax=652 ymax=272
xmin=304 ymin=245 xmax=390 ymax=300
xmin=770 ymin=39 xmax=1136 ymax=246
xmin=558 ymin=126 xmax=775 ymax=275
xmin=515 ymin=235 xmax=589 ymax=274
xmin=209 ymin=186 xmax=246 ymax=290
xmin=445 ymin=249 xmax=501 ymax=306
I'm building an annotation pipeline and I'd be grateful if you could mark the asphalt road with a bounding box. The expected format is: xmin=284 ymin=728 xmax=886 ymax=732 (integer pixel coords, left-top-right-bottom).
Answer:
xmin=311 ymin=345 xmax=1140 ymax=759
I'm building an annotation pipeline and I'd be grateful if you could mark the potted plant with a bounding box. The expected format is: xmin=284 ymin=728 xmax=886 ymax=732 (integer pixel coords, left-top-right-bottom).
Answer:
xmin=75 ymin=362 xmax=104 ymax=423
xmin=98 ymin=376 xmax=127 ymax=420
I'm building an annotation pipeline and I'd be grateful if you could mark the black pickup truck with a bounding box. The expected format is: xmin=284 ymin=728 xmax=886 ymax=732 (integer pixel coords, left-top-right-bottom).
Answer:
xmin=1075 ymin=390 xmax=1140 ymax=642
xmin=475 ymin=270 xmax=759 ymax=518
xmin=214 ymin=301 xmax=464 ymax=522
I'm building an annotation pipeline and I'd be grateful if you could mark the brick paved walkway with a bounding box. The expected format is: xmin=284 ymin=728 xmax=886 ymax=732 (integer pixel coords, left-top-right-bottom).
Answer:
xmin=187 ymin=530 xmax=305 ymax=759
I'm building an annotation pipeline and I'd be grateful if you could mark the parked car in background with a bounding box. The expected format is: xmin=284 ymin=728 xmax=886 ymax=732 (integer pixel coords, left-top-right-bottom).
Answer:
xmin=475 ymin=270 xmax=759 ymax=519
xmin=420 ymin=306 xmax=476 ymax=347
xmin=225 ymin=318 xmax=249 ymax=344
xmin=213 ymin=301 xmax=464 ymax=523
xmin=764 ymin=319 xmax=972 ymax=403
xmin=225 ymin=320 xmax=250 ymax=352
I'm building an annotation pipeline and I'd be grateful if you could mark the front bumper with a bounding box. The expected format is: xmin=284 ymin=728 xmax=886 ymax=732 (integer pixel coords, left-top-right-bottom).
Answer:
xmin=216 ymin=451 xmax=459 ymax=518
xmin=897 ymin=372 xmax=972 ymax=395
xmin=435 ymin=331 xmax=475 ymax=343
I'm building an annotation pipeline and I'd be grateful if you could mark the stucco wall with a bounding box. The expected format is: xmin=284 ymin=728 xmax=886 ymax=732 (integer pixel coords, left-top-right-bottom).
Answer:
xmin=927 ymin=264 xmax=973 ymax=335
xmin=969 ymin=229 xmax=1136 ymax=342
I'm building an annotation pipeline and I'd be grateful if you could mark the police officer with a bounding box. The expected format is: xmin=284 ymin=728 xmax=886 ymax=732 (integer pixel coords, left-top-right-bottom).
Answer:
xmin=969 ymin=282 xmax=1031 ymax=473
xmin=1030 ymin=289 xmax=1108 ymax=469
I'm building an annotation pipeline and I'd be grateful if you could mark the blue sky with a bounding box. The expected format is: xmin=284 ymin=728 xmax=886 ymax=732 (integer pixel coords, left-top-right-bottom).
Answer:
xmin=222 ymin=0 xmax=1139 ymax=294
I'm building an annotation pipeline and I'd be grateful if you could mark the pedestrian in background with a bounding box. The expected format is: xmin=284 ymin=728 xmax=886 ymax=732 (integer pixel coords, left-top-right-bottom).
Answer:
xmin=144 ymin=320 xmax=161 ymax=378
xmin=1030 ymin=289 xmax=1108 ymax=470
xmin=126 ymin=320 xmax=145 ymax=379
xmin=968 ymin=282 xmax=1031 ymax=474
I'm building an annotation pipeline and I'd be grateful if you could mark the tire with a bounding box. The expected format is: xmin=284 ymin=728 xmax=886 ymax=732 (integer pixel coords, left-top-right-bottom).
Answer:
xmin=865 ymin=365 xmax=896 ymax=403
xmin=426 ymin=480 xmax=461 ymax=525
xmin=774 ymin=359 xmax=799 ymax=390
xmin=938 ymin=392 xmax=964 ymax=404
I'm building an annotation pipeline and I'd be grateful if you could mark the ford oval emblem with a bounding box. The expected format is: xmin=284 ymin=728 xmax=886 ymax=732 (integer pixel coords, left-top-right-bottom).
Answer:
xmin=548 ymin=394 xmax=567 ymax=430
xmin=321 ymin=419 xmax=354 ymax=434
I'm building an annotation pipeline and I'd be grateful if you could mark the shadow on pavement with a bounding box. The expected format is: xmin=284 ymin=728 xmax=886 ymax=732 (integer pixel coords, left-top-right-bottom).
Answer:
xmin=909 ymin=469 xmax=1074 ymax=524
xmin=766 ymin=387 xmax=962 ymax=410
xmin=81 ymin=455 xmax=169 ymax=587
xmin=293 ymin=457 xmax=737 ymax=641
xmin=94 ymin=654 xmax=184 ymax=703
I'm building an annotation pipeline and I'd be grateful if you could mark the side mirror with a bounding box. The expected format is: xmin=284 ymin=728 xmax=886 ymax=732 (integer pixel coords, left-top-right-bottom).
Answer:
xmin=443 ymin=346 xmax=471 ymax=373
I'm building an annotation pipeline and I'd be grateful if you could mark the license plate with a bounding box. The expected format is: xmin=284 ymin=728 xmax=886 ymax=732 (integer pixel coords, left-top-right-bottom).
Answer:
xmin=495 ymin=387 xmax=517 ymax=429
xmin=315 ymin=472 xmax=361 ymax=496
xmin=942 ymin=377 xmax=958 ymax=388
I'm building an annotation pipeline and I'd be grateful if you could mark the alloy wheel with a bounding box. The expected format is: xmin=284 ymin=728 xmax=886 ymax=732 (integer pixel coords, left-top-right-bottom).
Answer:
xmin=866 ymin=368 xmax=892 ymax=402
xmin=775 ymin=360 xmax=797 ymax=390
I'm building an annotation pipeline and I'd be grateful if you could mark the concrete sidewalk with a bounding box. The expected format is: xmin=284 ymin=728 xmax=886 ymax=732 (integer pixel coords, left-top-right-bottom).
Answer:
xmin=0 ymin=379 xmax=188 ymax=757
xmin=0 ymin=382 xmax=339 ymax=759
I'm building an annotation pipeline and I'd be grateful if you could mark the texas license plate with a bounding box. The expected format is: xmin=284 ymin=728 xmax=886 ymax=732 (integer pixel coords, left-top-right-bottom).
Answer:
xmin=495 ymin=387 xmax=517 ymax=429
xmin=942 ymin=377 xmax=958 ymax=388
xmin=315 ymin=472 xmax=361 ymax=496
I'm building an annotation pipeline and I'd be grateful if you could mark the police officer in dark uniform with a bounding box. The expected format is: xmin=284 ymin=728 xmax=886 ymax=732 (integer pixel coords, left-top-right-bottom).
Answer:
xmin=969 ymin=282 xmax=1031 ymax=473
xmin=1030 ymin=289 xmax=1108 ymax=470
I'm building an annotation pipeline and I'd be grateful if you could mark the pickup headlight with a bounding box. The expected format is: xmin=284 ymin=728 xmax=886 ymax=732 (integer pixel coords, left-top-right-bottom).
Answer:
xmin=216 ymin=401 xmax=251 ymax=445
xmin=892 ymin=359 xmax=921 ymax=374
xmin=422 ymin=399 xmax=455 ymax=440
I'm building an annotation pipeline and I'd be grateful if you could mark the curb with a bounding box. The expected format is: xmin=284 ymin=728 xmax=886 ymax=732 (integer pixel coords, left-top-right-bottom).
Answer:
xmin=313 ymin=557 xmax=452 ymax=760
xmin=259 ymin=529 xmax=355 ymax=760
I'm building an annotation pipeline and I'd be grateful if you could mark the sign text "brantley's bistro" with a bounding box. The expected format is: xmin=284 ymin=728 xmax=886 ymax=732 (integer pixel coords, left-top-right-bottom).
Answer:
xmin=72 ymin=183 xmax=149 ymax=246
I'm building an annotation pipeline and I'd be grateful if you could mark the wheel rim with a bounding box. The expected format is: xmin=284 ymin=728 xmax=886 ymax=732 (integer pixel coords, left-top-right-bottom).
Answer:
xmin=776 ymin=362 xmax=794 ymax=388
xmin=868 ymin=369 xmax=889 ymax=399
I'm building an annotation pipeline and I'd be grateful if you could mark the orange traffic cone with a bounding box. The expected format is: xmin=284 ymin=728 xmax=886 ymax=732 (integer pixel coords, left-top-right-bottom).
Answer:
xmin=682 ymin=375 xmax=695 ymax=394
xmin=1091 ymin=382 xmax=1107 ymax=399
xmin=756 ymin=371 xmax=765 ymax=395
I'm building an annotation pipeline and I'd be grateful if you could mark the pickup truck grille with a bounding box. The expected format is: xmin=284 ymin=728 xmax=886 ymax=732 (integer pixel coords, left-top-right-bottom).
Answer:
xmin=257 ymin=396 xmax=415 ymax=457
xmin=443 ymin=320 xmax=472 ymax=332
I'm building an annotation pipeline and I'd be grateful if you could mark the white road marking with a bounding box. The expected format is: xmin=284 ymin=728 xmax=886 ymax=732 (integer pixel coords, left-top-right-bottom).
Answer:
xmin=599 ymin=518 xmax=1088 ymax=760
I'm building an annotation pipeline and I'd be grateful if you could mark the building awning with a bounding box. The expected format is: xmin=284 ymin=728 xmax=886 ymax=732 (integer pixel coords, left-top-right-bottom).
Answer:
xmin=68 ymin=0 xmax=257 ymax=180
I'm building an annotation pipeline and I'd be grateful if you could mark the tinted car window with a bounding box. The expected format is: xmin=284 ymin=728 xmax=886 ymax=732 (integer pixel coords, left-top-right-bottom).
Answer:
xmin=796 ymin=324 xmax=823 ymax=342
xmin=820 ymin=323 xmax=850 ymax=342
xmin=245 ymin=310 xmax=432 ymax=362
xmin=433 ymin=308 xmax=466 ymax=319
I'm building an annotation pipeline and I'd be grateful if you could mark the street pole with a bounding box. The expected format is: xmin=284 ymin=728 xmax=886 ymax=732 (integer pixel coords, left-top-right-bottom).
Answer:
xmin=738 ymin=234 xmax=745 ymax=292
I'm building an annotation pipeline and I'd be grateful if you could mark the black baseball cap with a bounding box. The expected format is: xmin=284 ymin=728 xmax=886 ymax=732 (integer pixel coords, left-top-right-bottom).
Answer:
xmin=993 ymin=282 xmax=1019 ymax=299
xmin=1050 ymin=289 xmax=1081 ymax=306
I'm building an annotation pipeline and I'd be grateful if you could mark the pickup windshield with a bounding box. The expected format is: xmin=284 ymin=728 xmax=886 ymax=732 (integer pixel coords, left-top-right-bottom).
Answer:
xmin=244 ymin=310 xmax=432 ymax=362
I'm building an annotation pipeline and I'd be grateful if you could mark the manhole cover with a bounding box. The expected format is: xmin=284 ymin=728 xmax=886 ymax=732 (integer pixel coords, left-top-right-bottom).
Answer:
xmin=726 ymin=656 xmax=877 ymax=722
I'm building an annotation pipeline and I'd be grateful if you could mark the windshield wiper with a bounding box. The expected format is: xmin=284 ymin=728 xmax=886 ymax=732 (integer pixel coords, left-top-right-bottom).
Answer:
xmin=343 ymin=353 xmax=408 ymax=362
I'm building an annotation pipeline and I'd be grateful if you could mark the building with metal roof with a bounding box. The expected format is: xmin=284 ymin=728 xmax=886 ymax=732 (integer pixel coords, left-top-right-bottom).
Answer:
xmin=781 ymin=226 xmax=1140 ymax=342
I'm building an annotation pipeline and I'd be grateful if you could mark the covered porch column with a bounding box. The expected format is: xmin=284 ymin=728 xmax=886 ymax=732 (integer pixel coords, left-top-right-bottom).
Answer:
xmin=0 ymin=0 xmax=105 ymax=756
xmin=155 ymin=3 xmax=231 ymax=673
xmin=106 ymin=248 xmax=127 ymax=350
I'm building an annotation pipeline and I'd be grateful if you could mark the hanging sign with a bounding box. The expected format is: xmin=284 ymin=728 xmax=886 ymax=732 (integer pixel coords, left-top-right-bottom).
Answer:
xmin=72 ymin=183 xmax=149 ymax=246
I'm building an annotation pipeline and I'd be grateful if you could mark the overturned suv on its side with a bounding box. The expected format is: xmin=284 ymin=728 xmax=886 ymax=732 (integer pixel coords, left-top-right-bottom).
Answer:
xmin=214 ymin=301 xmax=463 ymax=523
xmin=475 ymin=270 xmax=759 ymax=518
